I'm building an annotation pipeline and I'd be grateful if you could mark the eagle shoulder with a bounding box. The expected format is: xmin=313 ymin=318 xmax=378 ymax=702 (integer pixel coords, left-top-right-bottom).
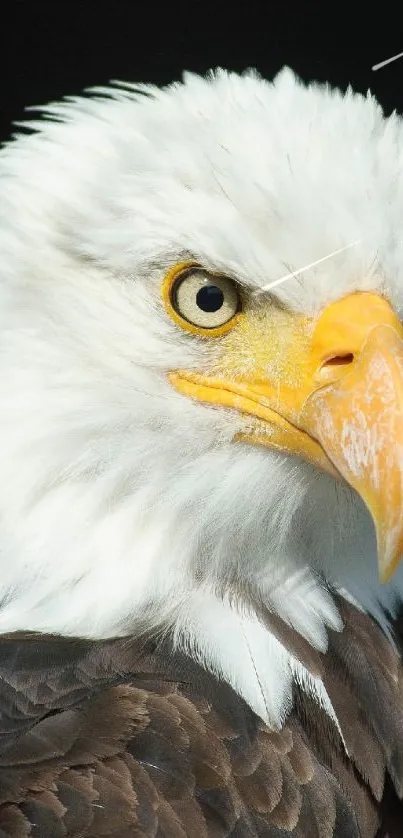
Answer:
xmin=0 ymin=601 xmax=401 ymax=837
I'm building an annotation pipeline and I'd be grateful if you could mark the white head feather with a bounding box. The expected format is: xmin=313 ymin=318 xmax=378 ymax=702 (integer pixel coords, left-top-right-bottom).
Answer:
xmin=1 ymin=67 xmax=403 ymax=727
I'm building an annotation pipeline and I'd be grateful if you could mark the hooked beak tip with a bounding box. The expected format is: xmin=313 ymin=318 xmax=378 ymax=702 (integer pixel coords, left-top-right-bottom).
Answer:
xmin=376 ymin=526 xmax=403 ymax=584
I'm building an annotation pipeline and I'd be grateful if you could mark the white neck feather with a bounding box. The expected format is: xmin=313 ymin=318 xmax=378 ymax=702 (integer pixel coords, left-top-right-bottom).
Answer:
xmin=171 ymin=584 xmax=343 ymax=731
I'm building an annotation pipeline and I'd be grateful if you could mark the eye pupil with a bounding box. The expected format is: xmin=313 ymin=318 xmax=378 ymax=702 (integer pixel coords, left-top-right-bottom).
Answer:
xmin=196 ymin=285 xmax=224 ymax=313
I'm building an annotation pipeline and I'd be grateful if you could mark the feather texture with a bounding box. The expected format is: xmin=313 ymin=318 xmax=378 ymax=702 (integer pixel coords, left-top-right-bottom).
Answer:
xmin=0 ymin=598 xmax=401 ymax=836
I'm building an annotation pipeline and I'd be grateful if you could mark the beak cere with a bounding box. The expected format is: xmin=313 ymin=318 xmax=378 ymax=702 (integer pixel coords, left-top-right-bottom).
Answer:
xmin=169 ymin=292 xmax=403 ymax=582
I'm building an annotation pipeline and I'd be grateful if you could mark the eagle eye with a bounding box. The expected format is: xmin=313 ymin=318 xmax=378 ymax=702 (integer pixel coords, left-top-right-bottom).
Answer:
xmin=162 ymin=263 xmax=242 ymax=337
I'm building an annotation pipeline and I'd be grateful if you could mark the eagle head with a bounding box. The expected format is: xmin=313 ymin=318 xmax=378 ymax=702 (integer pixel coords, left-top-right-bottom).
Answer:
xmin=1 ymin=67 xmax=403 ymax=725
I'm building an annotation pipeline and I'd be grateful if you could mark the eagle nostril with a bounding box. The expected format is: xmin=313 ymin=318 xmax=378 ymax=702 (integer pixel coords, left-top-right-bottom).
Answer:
xmin=316 ymin=353 xmax=355 ymax=382
xmin=323 ymin=353 xmax=354 ymax=367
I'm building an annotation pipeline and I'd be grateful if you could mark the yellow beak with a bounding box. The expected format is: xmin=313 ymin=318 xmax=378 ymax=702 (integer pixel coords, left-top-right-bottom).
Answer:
xmin=169 ymin=292 xmax=403 ymax=583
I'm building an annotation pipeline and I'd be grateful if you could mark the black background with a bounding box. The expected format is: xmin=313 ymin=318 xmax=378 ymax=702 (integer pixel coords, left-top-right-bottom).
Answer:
xmin=1 ymin=2 xmax=403 ymax=144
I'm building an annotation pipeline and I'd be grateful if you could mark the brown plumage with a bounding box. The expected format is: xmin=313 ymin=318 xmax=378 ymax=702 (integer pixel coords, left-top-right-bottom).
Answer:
xmin=0 ymin=596 xmax=402 ymax=837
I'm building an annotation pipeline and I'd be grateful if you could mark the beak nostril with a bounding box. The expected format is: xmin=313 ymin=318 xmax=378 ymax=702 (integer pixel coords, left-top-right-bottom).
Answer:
xmin=323 ymin=353 xmax=354 ymax=368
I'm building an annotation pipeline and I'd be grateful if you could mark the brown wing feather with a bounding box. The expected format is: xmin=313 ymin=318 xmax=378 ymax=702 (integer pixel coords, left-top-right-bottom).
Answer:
xmin=0 ymin=600 xmax=402 ymax=837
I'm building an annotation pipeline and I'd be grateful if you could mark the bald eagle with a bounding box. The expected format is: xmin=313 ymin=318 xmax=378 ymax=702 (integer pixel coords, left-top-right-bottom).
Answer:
xmin=0 ymin=66 xmax=403 ymax=837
